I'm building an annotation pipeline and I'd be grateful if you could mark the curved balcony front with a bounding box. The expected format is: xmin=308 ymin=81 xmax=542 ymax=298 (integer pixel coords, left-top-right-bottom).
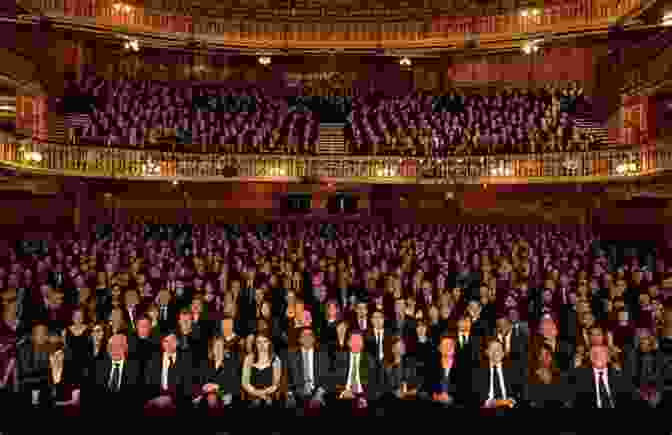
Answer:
xmin=1 ymin=142 xmax=670 ymax=184
xmin=23 ymin=0 xmax=642 ymax=49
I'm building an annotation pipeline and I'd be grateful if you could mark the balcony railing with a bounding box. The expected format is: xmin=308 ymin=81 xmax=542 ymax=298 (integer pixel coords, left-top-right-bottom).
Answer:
xmin=1 ymin=142 xmax=670 ymax=183
xmin=21 ymin=0 xmax=640 ymax=48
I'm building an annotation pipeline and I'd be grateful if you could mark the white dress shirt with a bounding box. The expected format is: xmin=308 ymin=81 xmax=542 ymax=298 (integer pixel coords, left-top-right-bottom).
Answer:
xmin=161 ymin=353 xmax=177 ymax=390
xmin=346 ymin=352 xmax=362 ymax=392
xmin=374 ymin=330 xmax=384 ymax=361
xmin=488 ymin=364 xmax=507 ymax=401
xmin=593 ymin=368 xmax=612 ymax=408
xmin=109 ymin=359 xmax=125 ymax=391
xmin=302 ymin=349 xmax=314 ymax=392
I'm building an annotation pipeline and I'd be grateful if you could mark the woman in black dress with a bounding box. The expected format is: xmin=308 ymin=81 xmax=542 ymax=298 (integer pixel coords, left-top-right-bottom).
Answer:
xmin=62 ymin=307 xmax=91 ymax=384
xmin=41 ymin=343 xmax=81 ymax=414
xmin=196 ymin=336 xmax=242 ymax=412
xmin=242 ymin=333 xmax=282 ymax=408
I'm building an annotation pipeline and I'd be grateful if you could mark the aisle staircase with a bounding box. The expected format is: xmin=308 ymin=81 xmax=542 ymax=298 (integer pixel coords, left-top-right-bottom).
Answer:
xmin=318 ymin=123 xmax=346 ymax=155
xmin=48 ymin=114 xmax=67 ymax=145
xmin=571 ymin=104 xmax=619 ymax=148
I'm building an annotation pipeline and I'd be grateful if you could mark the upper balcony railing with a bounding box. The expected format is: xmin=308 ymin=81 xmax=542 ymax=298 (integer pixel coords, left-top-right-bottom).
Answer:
xmin=21 ymin=0 xmax=641 ymax=48
xmin=1 ymin=142 xmax=670 ymax=184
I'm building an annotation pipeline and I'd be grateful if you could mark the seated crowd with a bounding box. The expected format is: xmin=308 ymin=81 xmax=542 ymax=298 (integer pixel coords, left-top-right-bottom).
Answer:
xmin=65 ymin=73 xmax=320 ymax=154
xmin=3 ymin=222 xmax=672 ymax=413
xmin=345 ymin=82 xmax=597 ymax=157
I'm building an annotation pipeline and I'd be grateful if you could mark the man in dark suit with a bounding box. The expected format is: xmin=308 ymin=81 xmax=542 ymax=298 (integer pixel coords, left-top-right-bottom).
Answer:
xmin=127 ymin=316 xmax=160 ymax=379
xmin=144 ymin=332 xmax=196 ymax=410
xmin=287 ymin=327 xmax=330 ymax=411
xmin=495 ymin=312 xmax=529 ymax=374
xmin=568 ymin=344 xmax=636 ymax=409
xmin=471 ymin=338 xmax=526 ymax=408
xmin=456 ymin=316 xmax=481 ymax=369
xmin=87 ymin=334 xmax=142 ymax=412
xmin=365 ymin=310 xmax=388 ymax=366
xmin=386 ymin=299 xmax=415 ymax=342
xmin=156 ymin=289 xmax=177 ymax=333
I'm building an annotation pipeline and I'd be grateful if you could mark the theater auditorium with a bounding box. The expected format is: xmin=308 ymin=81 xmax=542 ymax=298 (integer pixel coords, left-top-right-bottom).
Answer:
xmin=1 ymin=0 xmax=672 ymax=424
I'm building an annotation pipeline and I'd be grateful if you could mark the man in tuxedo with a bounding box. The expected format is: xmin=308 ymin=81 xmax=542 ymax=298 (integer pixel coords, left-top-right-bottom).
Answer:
xmin=287 ymin=327 xmax=330 ymax=411
xmin=568 ymin=344 xmax=636 ymax=408
xmin=156 ymin=289 xmax=177 ymax=333
xmin=127 ymin=316 xmax=160 ymax=379
xmin=144 ymin=332 xmax=195 ymax=410
xmin=471 ymin=338 xmax=525 ymax=409
xmin=87 ymin=334 xmax=141 ymax=412
xmin=366 ymin=310 xmax=387 ymax=366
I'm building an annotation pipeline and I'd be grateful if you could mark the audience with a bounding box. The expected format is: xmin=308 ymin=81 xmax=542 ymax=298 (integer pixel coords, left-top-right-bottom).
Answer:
xmin=345 ymin=82 xmax=597 ymax=156
xmin=5 ymin=221 xmax=672 ymax=413
xmin=64 ymin=74 xmax=602 ymax=158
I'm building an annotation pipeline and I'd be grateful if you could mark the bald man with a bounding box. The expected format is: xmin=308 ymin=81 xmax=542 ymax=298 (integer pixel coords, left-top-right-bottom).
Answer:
xmin=87 ymin=334 xmax=142 ymax=412
xmin=568 ymin=344 xmax=636 ymax=408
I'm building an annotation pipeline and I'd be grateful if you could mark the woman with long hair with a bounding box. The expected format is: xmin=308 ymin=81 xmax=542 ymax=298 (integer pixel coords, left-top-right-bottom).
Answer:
xmin=241 ymin=333 xmax=282 ymax=408
xmin=62 ymin=306 xmax=91 ymax=384
xmin=195 ymin=336 xmax=241 ymax=412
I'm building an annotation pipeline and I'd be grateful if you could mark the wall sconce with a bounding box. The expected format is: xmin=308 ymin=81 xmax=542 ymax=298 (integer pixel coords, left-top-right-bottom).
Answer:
xmin=258 ymin=56 xmax=271 ymax=66
xmin=522 ymin=40 xmax=541 ymax=54
xmin=123 ymin=39 xmax=140 ymax=52
xmin=399 ymin=57 xmax=411 ymax=67
xmin=25 ymin=151 xmax=43 ymax=163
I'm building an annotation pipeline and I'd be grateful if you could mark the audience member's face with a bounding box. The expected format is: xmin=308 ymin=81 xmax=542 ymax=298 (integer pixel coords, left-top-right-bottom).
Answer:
xmin=639 ymin=331 xmax=655 ymax=353
xmin=590 ymin=345 xmax=609 ymax=369
xmin=299 ymin=329 xmax=315 ymax=350
xmin=336 ymin=322 xmax=348 ymax=339
xmin=327 ymin=303 xmax=338 ymax=319
xmin=496 ymin=317 xmax=512 ymax=336
xmin=467 ymin=301 xmax=481 ymax=318
xmin=457 ymin=318 xmax=471 ymax=334
xmin=137 ymin=318 xmax=151 ymax=338
xmin=125 ymin=290 xmax=139 ymax=306
xmin=349 ymin=334 xmax=363 ymax=353
xmin=162 ymin=334 xmax=178 ymax=354
xmin=540 ymin=319 xmax=558 ymax=338
xmin=416 ymin=322 xmax=427 ymax=338
xmin=439 ymin=337 xmax=455 ymax=357
xmin=372 ymin=312 xmax=384 ymax=330
xmin=72 ymin=309 xmax=84 ymax=325
xmin=429 ymin=306 xmax=439 ymax=322
xmin=589 ymin=327 xmax=605 ymax=346
xmin=487 ymin=341 xmax=504 ymax=365
xmin=255 ymin=335 xmax=271 ymax=354
xmin=108 ymin=335 xmax=128 ymax=361
xmin=32 ymin=325 xmax=48 ymax=346
xmin=356 ymin=303 xmax=367 ymax=319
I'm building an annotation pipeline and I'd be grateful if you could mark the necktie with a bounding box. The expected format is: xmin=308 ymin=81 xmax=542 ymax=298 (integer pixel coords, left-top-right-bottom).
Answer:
xmin=161 ymin=306 xmax=167 ymax=321
xmin=492 ymin=366 xmax=504 ymax=400
xmin=598 ymin=371 xmax=613 ymax=408
xmin=109 ymin=362 xmax=121 ymax=392
xmin=360 ymin=319 xmax=365 ymax=331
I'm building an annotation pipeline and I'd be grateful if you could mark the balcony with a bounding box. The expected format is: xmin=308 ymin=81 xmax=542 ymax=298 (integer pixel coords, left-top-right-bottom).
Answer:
xmin=19 ymin=0 xmax=642 ymax=49
xmin=1 ymin=142 xmax=670 ymax=184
